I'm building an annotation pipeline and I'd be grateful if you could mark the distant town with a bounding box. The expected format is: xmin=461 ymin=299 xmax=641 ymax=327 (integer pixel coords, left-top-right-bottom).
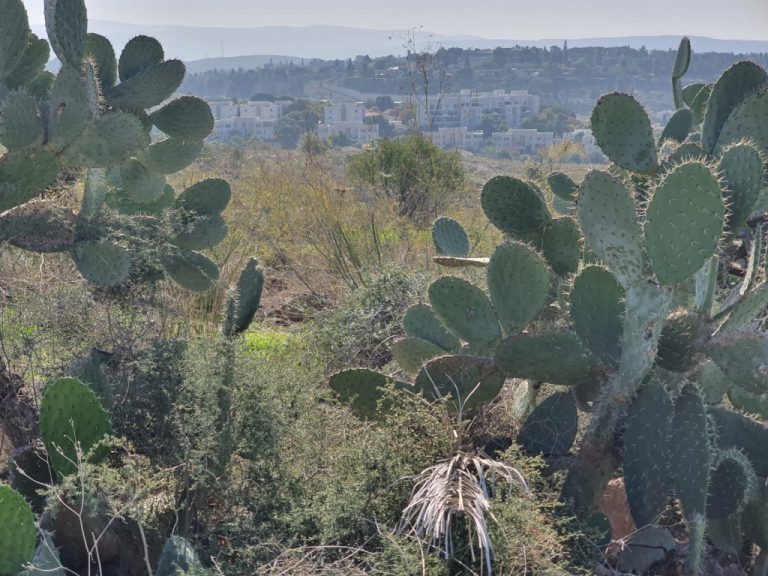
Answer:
xmin=205 ymin=88 xmax=685 ymax=159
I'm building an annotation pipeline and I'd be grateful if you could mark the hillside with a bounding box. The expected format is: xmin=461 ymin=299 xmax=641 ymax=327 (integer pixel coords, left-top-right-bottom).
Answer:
xmin=180 ymin=44 xmax=768 ymax=113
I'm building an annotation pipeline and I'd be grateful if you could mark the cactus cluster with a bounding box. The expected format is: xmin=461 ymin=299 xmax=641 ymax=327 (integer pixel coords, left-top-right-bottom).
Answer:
xmin=0 ymin=0 xmax=230 ymax=292
xmin=330 ymin=37 xmax=768 ymax=574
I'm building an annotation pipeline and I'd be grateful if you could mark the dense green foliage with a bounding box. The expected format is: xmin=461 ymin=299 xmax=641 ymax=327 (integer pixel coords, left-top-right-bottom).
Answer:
xmin=2 ymin=0 xmax=768 ymax=573
xmin=347 ymin=134 xmax=466 ymax=225
xmin=182 ymin=45 xmax=768 ymax=112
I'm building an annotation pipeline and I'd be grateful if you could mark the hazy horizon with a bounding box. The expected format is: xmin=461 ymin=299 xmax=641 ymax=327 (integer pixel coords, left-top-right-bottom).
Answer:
xmin=21 ymin=0 xmax=768 ymax=41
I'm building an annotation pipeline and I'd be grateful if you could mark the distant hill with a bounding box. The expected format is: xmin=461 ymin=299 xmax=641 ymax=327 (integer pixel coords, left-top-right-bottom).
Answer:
xmin=29 ymin=21 xmax=768 ymax=61
xmin=185 ymin=55 xmax=304 ymax=74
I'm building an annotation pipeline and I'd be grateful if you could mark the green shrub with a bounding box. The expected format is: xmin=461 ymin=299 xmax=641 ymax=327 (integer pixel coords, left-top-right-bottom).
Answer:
xmin=311 ymin=267 xmax=426 ymax=372
xmin=348 ymin=134 xmax=466 ymax=226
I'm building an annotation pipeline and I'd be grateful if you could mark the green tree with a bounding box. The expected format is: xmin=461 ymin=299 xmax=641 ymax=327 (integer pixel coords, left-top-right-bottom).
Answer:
xmin=348 ymin=134 xmax=465 ymax=226
xmin=521 ymin=106 xmax=578 ymax=135
xmin=364 ymin=114 xmax=395 ymax=138
xmin=275 ymin=101 xmax=322 ymax=148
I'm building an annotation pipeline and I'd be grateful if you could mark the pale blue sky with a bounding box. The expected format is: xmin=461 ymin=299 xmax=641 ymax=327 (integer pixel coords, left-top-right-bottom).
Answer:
xmin=22 ymin=0 xmax=768 ymax=40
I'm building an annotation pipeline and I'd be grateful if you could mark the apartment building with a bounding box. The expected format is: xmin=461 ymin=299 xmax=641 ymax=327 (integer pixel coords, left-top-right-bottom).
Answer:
xmin=416 ymin=89 xmax=540 ymax=131
xmin=210 ymin=99 xmax=284 ymax=140
xmin=324 ymin=102 xmax=365 ymax=124
xmin=317 ymin=121 xmax=379 ymax=145
xmin=491 ymin=129 xmax=554 ymax=153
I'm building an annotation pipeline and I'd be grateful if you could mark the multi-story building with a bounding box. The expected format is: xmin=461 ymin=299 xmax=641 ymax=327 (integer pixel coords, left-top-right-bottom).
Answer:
xmin=491 ymin=129 xmax=554 ymax=154
xmin=210 ymin=100 xmax=284 ymax=140
xmin=240 ymin=101 xmax=283 ymax=121
xmin=431 ymin=127 xmax=484 ymax=152
xmin=318 ymin=121 xmax=379 ymax=145
xmin=416 ymin=89 xmax=540 ymax=131
xmin=324 ymin=102 xmax=365 ymax=124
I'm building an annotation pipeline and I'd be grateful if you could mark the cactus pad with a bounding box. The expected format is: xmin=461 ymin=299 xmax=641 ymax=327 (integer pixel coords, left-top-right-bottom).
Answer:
xmin=496 ymin=331 xmax=596 ymax=387
xmin=71 ymin=240 xmax=131 ymax=286
xmin=48 ymin=66 xmax=89 ymax=151
xmin=542 ymin=217 xmax=582 ymax=275
xmin=656 ymin=310 xmax=706 ymax=372
xmin=120 ymin=158 xmax=166 ymax=203
xmin=659 ymin=108 xmax=693 ymax=143
xmin=727 ymin=386 xmax=768 ymax=420
xmin=160 ymin=248 xmax=220 ymax=292
xmin=175 ymin=178 xmax=231 ymax=215
xmin=118 ymin=35 xmax=164 ymax=82
xmin=569 ymin=265 xmax=623 ymax=365
xmin=590 ymin=93 xmax=657 ymax=173
xmin=480 ymin=175 xmax=550 ymax=235
xmin=707 ymin=449 xmax=756 ymax=520
xmin=5 ymin=33 xmax=50 ymax=90
xmin=150 ymin=96 xmax=214 ymax=141
xmin=432 ymin=216 xmax=469 ymax=257
xmin=44 ymin=0 xmax=87 ymax=69
xmin=576 ymin=170 xmax=645 ymax=287
xmin=414 ymin=355 xmax=505 ymax=410
xmin=547 ymin=172 xmax=576 ymax=202
xmin=644 ymin=161 xmax=724 ymax=284
xmin=62 ymin=111 xmax=150 ymax=167
xmin=486 ymin=242 xmax=549 ymax=335
xmin=0 ymin=485 xmax=36 ymax=575
xmin=107 ymin=59 xmax=185 ymax=110
xmin=517 ymin=391 xmax=577 ymax=457
xmin=0 ymin=91 xmax=43 ymax=150
xmin=669 ymin=385 xmax=710 ymax=521
xmin=392 ymin=337 xmax=444 ymax=374
xmin=718 ymin=142 xmax=764 ymax=232
xmin=0 ymin=149 xmax=60 ymax=212
xmin=706 ymin=331 xmax=768 ymax=395
xmin=139 ymin=138 xmax=204 ymax=174
xmin=40 ymin=377 xmax=112 ymax=478
xmin=171 ymin=214 xmax=228 ymax=250
xmin=0 ymin=0 xmax=29 ymax=81
xmin=702 ymin=61 xmax=768 ymax=153
xmin=710 ymin=407 xmax=768 ymax=477
xmin=623 ymin=381 xmax=673 ymax=527
xmin=717 ymin=89 xmax=768 ymax=153
xmin=228 ymin=257 xmax=263 ymax=335
xmin=428 ymin=276 xmax=500 ymax=351
xmin=402 ymin=304 xmax=459 ymax=351
xmin=85 ymin=33 xmax=117 ymax=88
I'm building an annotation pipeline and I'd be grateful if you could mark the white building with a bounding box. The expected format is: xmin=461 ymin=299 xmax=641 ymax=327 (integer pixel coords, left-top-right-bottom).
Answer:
xmin=491 ymin=129 xmax=554 ymax=153
xmin=324 ymin=102 xmax=365 ymax=124
xmin=215 ymin=117 xmax=278 ymax=140
xmin=417 ymin=90 xmax=540 ymax=131
xmin=318 ymin=121 xmax=379 ymax=145
xmin=240 ymin=101 xmax=282 ymax=121
xmin=210 ymin=99 xmax=284 ymax=140
xmin=431 ymin=127 xmax=484 ymax=152
xmin=209 ymin=101 xmax=238 ymax=121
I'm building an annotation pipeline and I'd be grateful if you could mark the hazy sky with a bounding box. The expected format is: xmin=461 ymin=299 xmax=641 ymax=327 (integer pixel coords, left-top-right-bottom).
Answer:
xmin=22 ymin=0 xmax=768 ymax=40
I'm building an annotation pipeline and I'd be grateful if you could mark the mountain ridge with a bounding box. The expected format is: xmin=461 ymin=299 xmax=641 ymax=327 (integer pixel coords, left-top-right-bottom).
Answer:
xmin=30 ymin=21 xmax=768 ymax=62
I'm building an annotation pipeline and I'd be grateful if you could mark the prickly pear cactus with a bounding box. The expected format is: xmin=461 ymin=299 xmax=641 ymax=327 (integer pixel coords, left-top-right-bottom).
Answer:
xmin=0 ymin=0 xmax=229 ymax=292
xmin=0 ymin=485 xmax=36 ymax=575
xmin=39 ymin=377 xmax=112 ymax=478
xmin=326 ymin=36 xmax=768 ymax=575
